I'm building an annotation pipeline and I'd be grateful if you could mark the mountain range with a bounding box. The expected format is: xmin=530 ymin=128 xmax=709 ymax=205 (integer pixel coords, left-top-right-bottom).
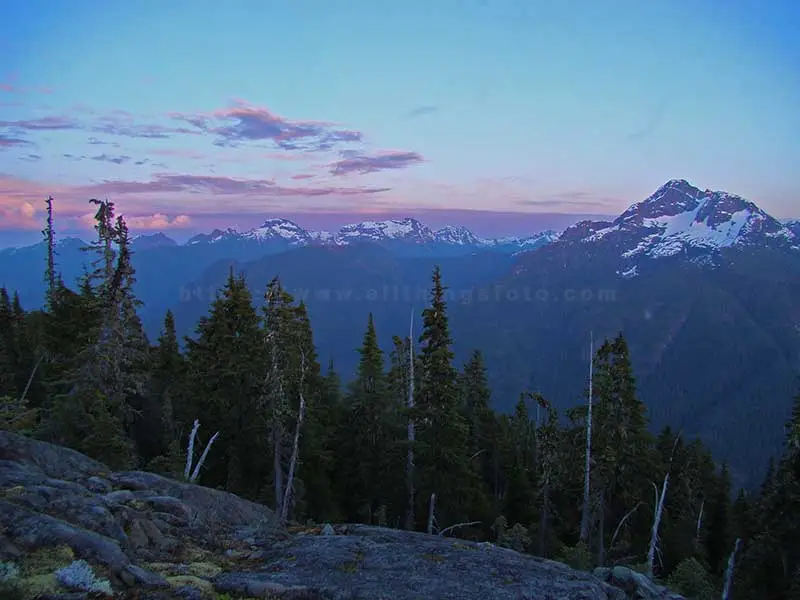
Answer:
xmin=1 ymin=178 xmax=798 ymax=487
xmin=129 ymin=217 xmax=561 ymax=256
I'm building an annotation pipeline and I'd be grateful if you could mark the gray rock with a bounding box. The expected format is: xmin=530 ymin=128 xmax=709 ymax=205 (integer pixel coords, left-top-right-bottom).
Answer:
xmin=120 ymin=564 xmax=170 ymax=589
xmin=85 ymin=476 xmax=112 ymax=493
xmin=0 ymin=499 xmax=130 ymax=570
xmin=594 ymin=566 xmax=686 ymax=600
xmin=213 ymin=525 xmax=626 ymax=600
xmin=0 ymin=430 xmax=686 ymax=600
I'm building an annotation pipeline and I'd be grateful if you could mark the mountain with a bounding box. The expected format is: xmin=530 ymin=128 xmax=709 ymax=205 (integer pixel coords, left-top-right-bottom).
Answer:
xmin=451 ymin=180 xmax=800 ymax=485
xmin=181 ymin=216 xmax=560 ymax=257
xmin=1 ymin=179 xmax=797 ymax=487
xmin=162 ymin=180 xmax=800 ymax=487
xmin=0 ymin=216 xmax=557 ymax=311
xmin=131 ymin=232 xmax=178 ymax=251
xmin=785 ymin=219 xmax=800 ymax=238
xmin=559 ymin=179 xmax=797 ymax=277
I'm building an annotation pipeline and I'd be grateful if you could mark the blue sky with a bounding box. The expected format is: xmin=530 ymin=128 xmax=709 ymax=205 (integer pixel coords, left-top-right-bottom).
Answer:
xmin=1 ymin=0 xmax=798 ymax=242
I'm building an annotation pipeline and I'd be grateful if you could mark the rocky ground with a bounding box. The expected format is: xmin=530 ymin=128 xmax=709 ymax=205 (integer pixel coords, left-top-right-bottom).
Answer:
xmin=0 ymin=431 xmax=685 ymax=599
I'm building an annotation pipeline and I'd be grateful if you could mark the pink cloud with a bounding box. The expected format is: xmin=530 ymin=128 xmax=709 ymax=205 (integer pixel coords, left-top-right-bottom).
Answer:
xmin=0 ymin=134 xmax=32 ymax=148
xmin=169 ymin=98 xmax=362 ymax=151
xmin=125 ymin=213 xmax=192 ymax=230
xmin=329 ymin=150 xmax=424 ymax=176
xmin=76 ymin=173 xmax=389 ymax=198
xmin=290 ymin=173 xmax=315 ymax=180
xmin=151 ymin=148 xmax=208 ymax=160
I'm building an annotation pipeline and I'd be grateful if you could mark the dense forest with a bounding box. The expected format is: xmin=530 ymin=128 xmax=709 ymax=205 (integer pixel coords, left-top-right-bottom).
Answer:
xmin=1 ymin=197 xmax=798 ymax=599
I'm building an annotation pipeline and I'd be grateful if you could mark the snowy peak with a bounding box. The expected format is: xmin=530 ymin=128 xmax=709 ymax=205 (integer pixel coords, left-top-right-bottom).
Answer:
xmin=563 ymin=180 xmax=798 ymax=270
xmin=785 ymin=219 xmax=800 ymax=238
xmin=434 ymin=225 xmax=480 ymax=246
xmin=243 ymin=218 xmax=311 ymax=245
xmin=617 ymin=179 xmax=705 ymax=224
xmin=187 ymin=228 xmax=240 ymax=245
xmin=481 ymin=230 xmax=561 ymax=250
xmin=172 ymin=216 xmax=562 ymax=255
xmin=335 ymin=218 xmax=435 ymax=245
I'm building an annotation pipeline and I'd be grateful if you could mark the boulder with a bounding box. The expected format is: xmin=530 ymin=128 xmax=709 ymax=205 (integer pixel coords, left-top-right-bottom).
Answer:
xmin=0 ymin=430 xmax=685 ymax=600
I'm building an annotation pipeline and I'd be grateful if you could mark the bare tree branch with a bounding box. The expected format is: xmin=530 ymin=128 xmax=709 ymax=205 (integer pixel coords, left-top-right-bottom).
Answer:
xmin=439 ymin=521 xmax=481 ymax=537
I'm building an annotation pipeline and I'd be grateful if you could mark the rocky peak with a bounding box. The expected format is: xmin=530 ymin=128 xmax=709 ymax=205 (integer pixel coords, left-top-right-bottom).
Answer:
xmin=617 ymin=179 xmax=705 ymax=224
xmin=335 ymin=217 xmax=436 ymax=244
xmin=434 ymin=225 xmax=480 ymax=245
xmin=243 ymin=218 xmax=311 ymax=244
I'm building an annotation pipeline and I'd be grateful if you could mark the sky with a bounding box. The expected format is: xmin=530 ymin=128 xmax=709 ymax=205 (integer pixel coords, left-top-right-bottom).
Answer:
xmin=1 ymin=0 xmax=798 ymax=245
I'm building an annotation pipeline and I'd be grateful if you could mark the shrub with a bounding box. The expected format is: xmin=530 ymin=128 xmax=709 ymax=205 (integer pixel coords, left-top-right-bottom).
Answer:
xmin=54 ymin=560 xmax=113 ymax=594
xmin=666 ymin=557 xmax=716 ymax=600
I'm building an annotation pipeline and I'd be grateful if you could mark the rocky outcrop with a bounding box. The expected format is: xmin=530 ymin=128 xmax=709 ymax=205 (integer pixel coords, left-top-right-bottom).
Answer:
xmin=0 ymin=431 xmax=684 ymax=599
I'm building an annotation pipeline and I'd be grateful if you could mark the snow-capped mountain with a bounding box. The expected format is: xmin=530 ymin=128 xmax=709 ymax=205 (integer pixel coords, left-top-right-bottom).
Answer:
xmin=241 ymin=218 xmax=313 ymax=245
xmin=179 ymin=216 xmax=559 ymax=256
xmin=785 ymin=219 xmax=800 ymax=238
xmin=557 ymin=179 xmax=798 ymax=275
xmin=335 ymin=217 xmax=436 ymax=245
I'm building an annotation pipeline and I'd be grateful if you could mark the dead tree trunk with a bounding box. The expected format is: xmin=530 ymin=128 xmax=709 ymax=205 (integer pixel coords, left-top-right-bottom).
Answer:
xmin=280 ymin=351 xmax=308 ymax=524
xmin=579 ymin=331 xmax=594 ymax=543
xmin=427 ymin=492 xmax=436 ymax=534
xmin=694 ymin=499 xmax=704 ymax=550
xmin=721 ymin=538 xmax=743 ymax=600
xmin=647 ymin=473 xmax=669 ymax=578
xmin=183 ymin=419 xmax=219 ymax=483
xmin=598 ymin=490 xmax=606 ymax=566
xmin=405 ymin=309 xmax=416 ymax=531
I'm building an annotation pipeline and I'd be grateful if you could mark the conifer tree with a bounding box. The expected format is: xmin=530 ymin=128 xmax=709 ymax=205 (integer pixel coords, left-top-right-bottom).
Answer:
xmin=414 ymin=266 xmax=471 ymax=531
xmin=501 ymin=396 xmax=537 ymax=527
xmin=705 ymin=463 xmax=732 ymax=576
xmin=0 ymin=288 xmax=16 ymax=396
xmin=139 ymin=309 xmax=186 ymax=473
xmin=737 ymin=388 xmax=800 ymax=598
xmin=591 ymin=333 xmax=652 ymax=565
xmin=43 ymin=200 xmax=140 ymax=468
xmin=42 ymin=195 xmax=57 ymax=307
xmin=338 ymin=314 xmax=402 ymax=523
xmin=186 ymin=270 xmax=263 ymax=494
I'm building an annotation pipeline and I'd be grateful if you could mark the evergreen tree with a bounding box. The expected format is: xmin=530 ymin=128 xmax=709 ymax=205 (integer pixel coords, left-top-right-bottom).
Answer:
xmin=737 ymin=388 xmax=800 ymax=598
xmin=0 ymin=288 xmax=16 ymax=396
xmin=139 ymin=310 xmax=186 ymax=474
xmin=42 ymin=195 xmax=57 ymax=307
xmin=185 ymin=270 xmax=264 ymax=494
xmin=414 ymin=266 xmax=472 ymax=531
xmin=591 ymin=333 xmax=653 ymax=565
xmin=705 ymin=462 xmax=732 ymax=577
xmin=337 ymin=314 xmax=402 ymax=523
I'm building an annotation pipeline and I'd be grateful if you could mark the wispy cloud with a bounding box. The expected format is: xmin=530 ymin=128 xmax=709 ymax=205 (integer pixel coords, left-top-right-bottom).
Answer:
xmin=170 ymin=99 xmax=363 ymax=151
xmin=406 ymin=105 xmax=439 ymax=118
xmin=626 ymin=96 xmax=670 ymax=142
xmin=0 ymin=113 xmax=200 ymax=140
xmin=516 ymin=190 xmax=623 ymax=209
xmin=76 ymin=173 xmax=390 ymax=198
xmin=0 ymin=134 xmax=32 ymax=149
xmin=329 ymin=150 xmax=424 ymax=176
